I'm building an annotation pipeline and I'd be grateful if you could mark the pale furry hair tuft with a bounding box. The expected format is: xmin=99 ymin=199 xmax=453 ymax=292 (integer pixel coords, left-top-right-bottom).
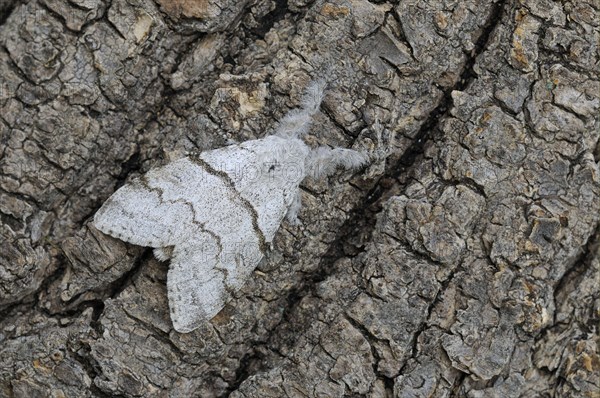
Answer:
xmin=275 ymin=80 xmax=327 ymax=139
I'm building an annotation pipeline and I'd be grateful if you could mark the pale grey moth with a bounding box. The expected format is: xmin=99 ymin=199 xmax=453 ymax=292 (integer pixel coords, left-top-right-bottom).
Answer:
xmin=94 ymin=81 xmax=368 ymax=333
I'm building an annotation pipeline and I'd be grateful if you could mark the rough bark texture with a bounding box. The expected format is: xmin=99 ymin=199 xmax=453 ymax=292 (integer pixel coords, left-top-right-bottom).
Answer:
xmin=0 ymin=0 xmax=598 ymax=397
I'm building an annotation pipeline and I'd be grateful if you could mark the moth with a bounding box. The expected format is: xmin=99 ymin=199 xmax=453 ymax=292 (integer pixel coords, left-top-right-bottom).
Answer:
xmin=94 ymin=81 xmax=369 ymax=333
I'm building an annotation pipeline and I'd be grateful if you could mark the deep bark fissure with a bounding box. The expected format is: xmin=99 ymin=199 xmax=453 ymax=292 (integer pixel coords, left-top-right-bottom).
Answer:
xmin=0 ymin=0 xmax=21 ymax=26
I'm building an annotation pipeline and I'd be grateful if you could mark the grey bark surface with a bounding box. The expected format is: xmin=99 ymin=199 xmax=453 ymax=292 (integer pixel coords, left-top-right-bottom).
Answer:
xmin=0 ymin=0 xmax=598 ymax=397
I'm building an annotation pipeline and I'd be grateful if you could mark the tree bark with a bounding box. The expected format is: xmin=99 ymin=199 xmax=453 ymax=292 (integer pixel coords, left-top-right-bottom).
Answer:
xmin=0 ymin=0 xmax=598 ymax=397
